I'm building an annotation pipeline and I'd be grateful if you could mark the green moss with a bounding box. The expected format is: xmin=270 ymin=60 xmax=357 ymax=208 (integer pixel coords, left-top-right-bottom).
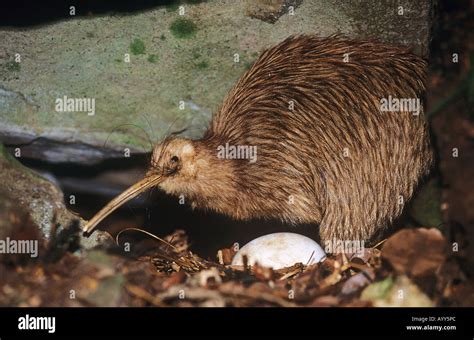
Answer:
xmin=147 ymin=54 xmax=159 ymax=63
xmin=0 ymin=143 xmax=42 ymax=182
xmin=130 ymin=38 xmax=146 ymax=55
xmin=5 ymin=61 xmax=21 ymax=72
xmin=361 ymin=276 xmax=395 ymax=300
xmin=196 ymin=60 xmax=208 ymax=69
xmin=0 ymin=143 xmax=8 ymax=158
xmin=170 ymin=18 xmax=197 ymax=39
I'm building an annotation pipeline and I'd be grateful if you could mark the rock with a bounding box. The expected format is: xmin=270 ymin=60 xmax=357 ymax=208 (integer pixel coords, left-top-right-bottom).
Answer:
xmin=0 ymin=143 xmax=75 ymax=237
xmin=245 ymin=0 xmax=303 ymax=23
xmin=339 ymin=0 xmax=433 ymax=56
xmin=0 ymin=187 xmax=45 ymax=264
xmin=0 ymin=143 xmax=102 ymax=249
xmin=0 ymin=1 xmax=432 ymax=164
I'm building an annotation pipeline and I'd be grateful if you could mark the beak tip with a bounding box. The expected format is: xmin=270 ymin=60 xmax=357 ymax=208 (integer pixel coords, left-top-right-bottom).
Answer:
xmin=82 ymin=225 xmax=92 ymax=236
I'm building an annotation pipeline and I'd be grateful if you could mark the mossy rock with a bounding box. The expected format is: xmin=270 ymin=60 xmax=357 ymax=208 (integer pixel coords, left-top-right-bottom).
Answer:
xmin=0 ymin=1 xmax=432 ymax=164
xmin=0 ymin=143 xmax=102 ymax=249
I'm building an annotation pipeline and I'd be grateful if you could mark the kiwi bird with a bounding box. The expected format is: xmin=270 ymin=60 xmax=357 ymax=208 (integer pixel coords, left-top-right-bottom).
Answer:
xmin=83 ymin=35 xmax=432 ymax=244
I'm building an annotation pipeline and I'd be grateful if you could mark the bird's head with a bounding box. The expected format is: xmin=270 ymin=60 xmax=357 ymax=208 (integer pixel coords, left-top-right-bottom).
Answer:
xmin=148 ymin=137 xmax=197 ymax=181
xmin=82 ymin=137 xmax=214 ymax=235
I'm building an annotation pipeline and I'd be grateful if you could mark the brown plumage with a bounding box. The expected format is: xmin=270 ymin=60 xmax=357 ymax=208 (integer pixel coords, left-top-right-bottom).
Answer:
xmin=84 ymin=35 xmax=433 ymax=244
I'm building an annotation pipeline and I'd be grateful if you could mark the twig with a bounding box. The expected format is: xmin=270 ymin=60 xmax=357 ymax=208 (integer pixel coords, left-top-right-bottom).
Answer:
xmin=115 ymin=227 xmax=177 ymax=251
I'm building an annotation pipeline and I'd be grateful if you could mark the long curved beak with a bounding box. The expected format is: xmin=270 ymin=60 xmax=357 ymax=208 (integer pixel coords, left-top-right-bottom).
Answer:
xmin=82 ymin=174 xmax=163 ymax=235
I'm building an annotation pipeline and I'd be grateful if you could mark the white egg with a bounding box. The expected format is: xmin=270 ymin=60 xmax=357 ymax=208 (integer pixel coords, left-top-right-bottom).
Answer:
xmin=231 ymin=232 xmax=326 ymax=269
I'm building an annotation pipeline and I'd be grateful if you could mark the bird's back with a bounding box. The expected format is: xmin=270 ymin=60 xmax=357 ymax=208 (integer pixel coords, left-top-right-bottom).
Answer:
xmin=204 ymin=35 xmax=432 ymax=243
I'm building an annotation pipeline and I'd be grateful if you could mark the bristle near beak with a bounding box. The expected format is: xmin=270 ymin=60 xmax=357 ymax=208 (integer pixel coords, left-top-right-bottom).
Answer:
xmin=82 ymin=174 xmax=163 ymax=235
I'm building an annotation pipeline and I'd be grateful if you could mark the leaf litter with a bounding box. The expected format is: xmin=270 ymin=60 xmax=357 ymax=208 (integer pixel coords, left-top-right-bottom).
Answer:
xmin=0 ymin=218 xmax=471 ymax=307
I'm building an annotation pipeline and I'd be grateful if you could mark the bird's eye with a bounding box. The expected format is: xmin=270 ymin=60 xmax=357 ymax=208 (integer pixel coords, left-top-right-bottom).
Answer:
xmin=170 ymin=156 xmax=179 ymax=163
